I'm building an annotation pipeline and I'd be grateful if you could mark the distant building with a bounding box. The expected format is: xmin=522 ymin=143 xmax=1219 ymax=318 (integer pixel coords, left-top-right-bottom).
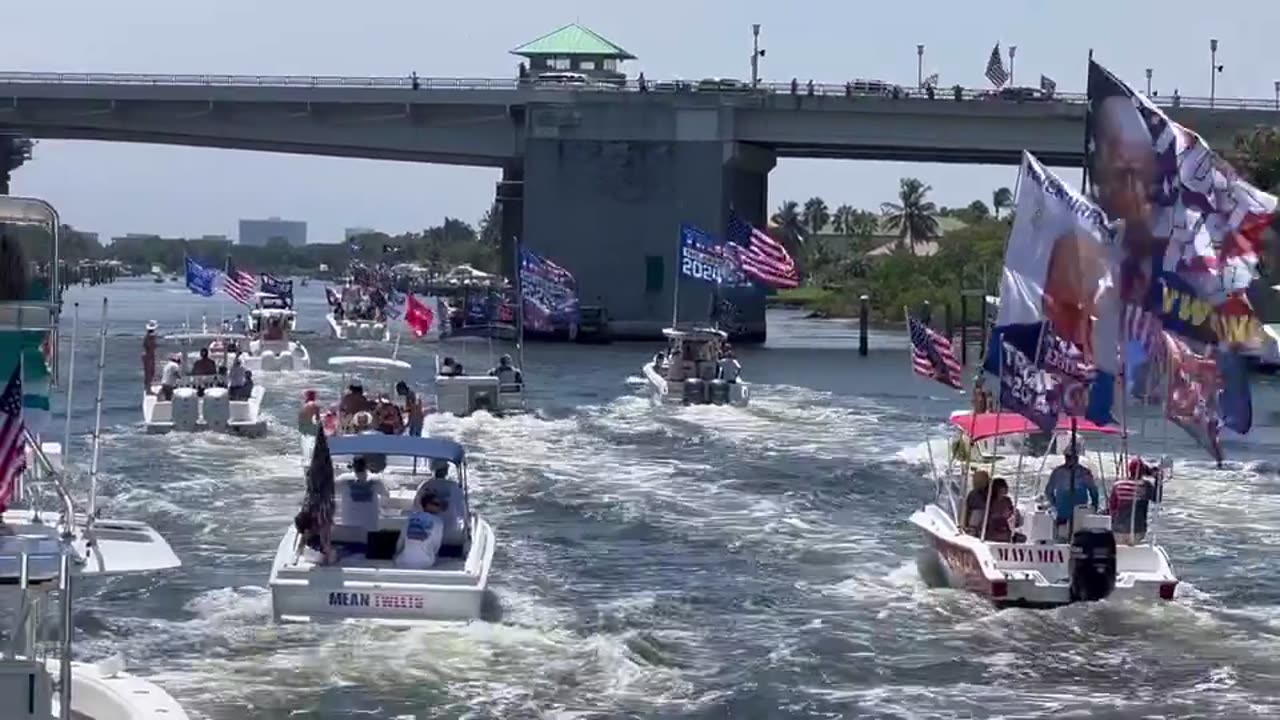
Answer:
xmin=344 ymin=227 xmax=376 ymax=241
xmin=239 ymin=217 xmax=307 ymax=247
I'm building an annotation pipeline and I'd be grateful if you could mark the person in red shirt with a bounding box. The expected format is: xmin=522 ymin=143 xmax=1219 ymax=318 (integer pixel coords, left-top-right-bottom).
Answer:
xmin=1111 ymin=456 xmax=1161 ymax=544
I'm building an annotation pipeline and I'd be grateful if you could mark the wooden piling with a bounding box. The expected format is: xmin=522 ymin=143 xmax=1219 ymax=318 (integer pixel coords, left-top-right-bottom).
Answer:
xmin=858 ymin=294 xmax=869 ymax=357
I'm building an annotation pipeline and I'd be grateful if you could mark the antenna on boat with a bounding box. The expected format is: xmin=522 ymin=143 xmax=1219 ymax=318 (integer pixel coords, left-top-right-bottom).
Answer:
xmin=514 ymin=238 xmax=525 ymax=372
xmin=87 ymin=298 xmax=108 ymax=519
xmin=62 ymin=302 xmax=79 ymax=466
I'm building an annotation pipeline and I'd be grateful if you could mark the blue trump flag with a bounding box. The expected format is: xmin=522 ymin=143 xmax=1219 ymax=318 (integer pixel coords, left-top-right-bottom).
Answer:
xmin=185 ymin=257 xmax=216 ymax=297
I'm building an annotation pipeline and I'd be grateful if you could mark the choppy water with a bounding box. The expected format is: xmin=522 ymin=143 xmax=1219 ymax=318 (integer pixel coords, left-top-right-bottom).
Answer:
xmin=40 ymin=280 xmax=1280 ymax=719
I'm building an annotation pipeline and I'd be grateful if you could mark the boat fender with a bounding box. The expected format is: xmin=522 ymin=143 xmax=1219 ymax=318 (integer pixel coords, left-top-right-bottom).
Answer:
xmin=1069 ymin=527 xmax=1117 ymax=603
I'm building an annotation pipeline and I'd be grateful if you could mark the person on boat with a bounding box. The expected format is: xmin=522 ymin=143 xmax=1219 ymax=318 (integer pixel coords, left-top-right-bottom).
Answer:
xmin=230 ymin=314 xmax=248 ymax=335
xmin=961 ymin=470 xmax=992 ymax=535
xmin=227 ymin=354 xmax=248 ymax=400
xmin=1111 ymin=456 xmax=1162 ymax=544
xmin=489 ymin=354 xmax=523 ymax=386
xmin=396 ymin=381 xmax=425 ymax=437
xmin=298 ymin=390 xmax=321 ymax=435
xmin=351 ymin=410 xmax=376 ymax=434
xmin=718 ymin=345 xmax=742 ymax=382
xmin=1043 ymin=441 xmax=1099 ymax=540
xmin=241 ymin=370 xmax=255 ymax=400
xmin=142 ymin=321 xmax=159 ymax=395
xmin=191 ymin=347 xmax=217 ymax=376
xmin=264 ymin=316 xmax=285 ymax=341
xmin=373 ymin=395 xmax=404 ymax=434
xmin=158 ymin=352 xmax=182 ymax=400
xmin=340 ymin=383 xmax=370 ymax=420
xmin=336 ymin=456 xmax=389 ymax=540
xmin=982 ymin=477 xmax=1021 ymax=542
xmin=971 ymin=375 xmax=992 ymax=413
xmin=666 ymin=346 xmax=687 ymax=382
xmin=394 ymin=490 xmax=446 ymax=569
xmin=439 ymin=357 xmax=463 ymax=377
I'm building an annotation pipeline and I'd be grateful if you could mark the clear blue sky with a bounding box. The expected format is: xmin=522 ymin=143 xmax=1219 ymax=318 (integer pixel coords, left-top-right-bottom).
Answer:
xmin=7 ymin=0 xmax=1278 ymax=242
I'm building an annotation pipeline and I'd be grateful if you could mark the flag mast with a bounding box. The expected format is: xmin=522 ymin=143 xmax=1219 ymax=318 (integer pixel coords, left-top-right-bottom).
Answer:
xmin=671 ymin=226 xmax=681 ymax=329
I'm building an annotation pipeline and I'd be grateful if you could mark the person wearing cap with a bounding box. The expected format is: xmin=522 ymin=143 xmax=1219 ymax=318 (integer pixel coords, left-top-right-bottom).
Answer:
xmin=489 ymin=354 xmax=522 ymax=386
xmin=298 ymin=389 xmax=321 ymax=436
xmin=158 ymin=351 xmax=182 ymax=400
xmin=1110 ymin=456 xmax=1161 ymax=544
xmin=142 ymin=321 xmax=159 ymax=394
xmin=1043 ymin=440 xmax=1099 ymax=540
xmin=395 ymin=488 xmax=446 ymax=569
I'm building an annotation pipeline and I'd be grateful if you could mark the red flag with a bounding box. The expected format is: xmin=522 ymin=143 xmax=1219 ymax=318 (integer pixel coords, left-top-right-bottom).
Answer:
xmin=405 ymin=295 xmax=435 ymax=338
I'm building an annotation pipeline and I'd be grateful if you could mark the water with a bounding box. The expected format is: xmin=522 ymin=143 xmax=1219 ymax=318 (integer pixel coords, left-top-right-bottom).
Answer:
xmin=42 ymin=280 xmax=1280 ymax=719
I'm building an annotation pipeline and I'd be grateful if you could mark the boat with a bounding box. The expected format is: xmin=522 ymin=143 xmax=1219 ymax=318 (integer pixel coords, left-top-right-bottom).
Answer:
xmin=642 ymin=326 xmax=748 ymax=406
xmin=269 ymin=433 xmax=495 ymax=624
xmin=325 ymin=284 xmax=392 ymax=341
xmin=142 ymin=331 xmax=268 ymax=436
xmin=909 ymin=411 xmax=1179 ymax=608
xmin=310 ymin=355 xmax=415 ymax=440
xmin=241 ymin=292 xmax=311 ymax=372
xmin=1 ymin=194 xmax=189 ymax=719
xmin=150 ymin=263 xmax=164 ymax=284
xmin=433 ymin=351 xmax=525 ymax=417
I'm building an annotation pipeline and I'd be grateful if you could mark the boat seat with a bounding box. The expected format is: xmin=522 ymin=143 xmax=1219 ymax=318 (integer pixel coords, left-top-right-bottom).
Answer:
xmin=411 ymin=478 xmax=467 ymax=547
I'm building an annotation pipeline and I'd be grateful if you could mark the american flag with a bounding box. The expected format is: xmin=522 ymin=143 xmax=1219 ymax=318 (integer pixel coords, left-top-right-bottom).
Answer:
xmin=909 ymin=317 xmax=962 ymax=389
xmin=985 ymin=43 xmax=1009 ymax=87
xmin=222 ymin=259 xmax=257 ymax=305
xmin=726 ymin=211 xmax=799 ymax=289
xmin=0 ymin=366 xmax=27 ymax=510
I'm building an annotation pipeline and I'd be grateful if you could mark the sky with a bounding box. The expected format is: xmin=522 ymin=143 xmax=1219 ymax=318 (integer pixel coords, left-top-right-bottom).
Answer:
xmin=5 ymin=1 xmax=1279 ymax=243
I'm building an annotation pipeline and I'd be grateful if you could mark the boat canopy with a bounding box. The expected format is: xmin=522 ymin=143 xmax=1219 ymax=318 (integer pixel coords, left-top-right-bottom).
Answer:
xmin=950 ymin=412 xmax=1121 ymax=442
xmin=328 ymin=355 xmax=413 ymax=371
xmin=327 ymin=434 xmax=465 ymax=464
xmin=164 ymin=332 xmax=248 ymax=342
xmin=0 ymin=196 xmax=58 ymax=226
xmin=662 ymin=326 xmax=727 ymax=341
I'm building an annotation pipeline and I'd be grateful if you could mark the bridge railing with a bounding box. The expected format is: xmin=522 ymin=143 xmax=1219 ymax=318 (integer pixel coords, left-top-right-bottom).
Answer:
xmin=0 ymin=71 xmax=1275 ymax=111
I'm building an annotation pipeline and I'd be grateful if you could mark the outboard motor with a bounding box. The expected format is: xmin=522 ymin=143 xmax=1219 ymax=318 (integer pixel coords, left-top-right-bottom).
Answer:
xmin=259 ymin=350 xmax=279 ymax=372
xmin=277 ymin=349 xmax=295 ymax=370
xmin=1069 ymin=527 xmax=1117 ymax=602
xmin=682 ymin=378 xmax=707 ymax=405
xmin=708 ymin=378 xmax=731 ymax=405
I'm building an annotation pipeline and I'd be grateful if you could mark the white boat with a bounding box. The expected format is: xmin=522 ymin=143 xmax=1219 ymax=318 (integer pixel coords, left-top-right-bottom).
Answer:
xmin=269 ymin=433 xmax=495 ymax=624
xmin=909 ymin=411 xmax=1179 ymax=608
xmin=241 ymin=293 xmax=311 ymax=372
xmin=642 ymin=326 xmax=748 ymax=406
xmin=326 ymin=312 xmax=391 ymax=341
xmin=142 ymin=333 xmax=268 ymax=437
xmin=313 ymin=355 xmax=416 ymax=435
xmin=1 ymin=194 xmax=189 ymax=719
xmin=433 ymin=353 xmax=525 ymax=417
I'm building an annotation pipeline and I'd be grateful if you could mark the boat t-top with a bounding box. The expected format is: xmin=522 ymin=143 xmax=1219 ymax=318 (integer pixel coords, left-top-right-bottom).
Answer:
xmin=1 ymin=194 xmax=189 ymax=719
xmin=643 ymin=326 xmax=748 ymax=406
xmin=269 ymin=433 xmax=495 ymax=624
xmin=142 ymin=330 xmax=268 ymax=437
xmin=909 ymin=411 xmax=1179 ymax=608
xmin=326 ymin=284 xmax=392 ymax=341
xmin=304 ymin=355 xmax=417 ymax=444
xmin=241 ymin=292 xmax=312 ymax=372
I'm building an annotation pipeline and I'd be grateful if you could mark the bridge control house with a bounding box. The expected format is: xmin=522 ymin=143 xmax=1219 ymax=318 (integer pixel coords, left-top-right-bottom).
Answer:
xmin=510 ymin=23 xmax=635 ymax=85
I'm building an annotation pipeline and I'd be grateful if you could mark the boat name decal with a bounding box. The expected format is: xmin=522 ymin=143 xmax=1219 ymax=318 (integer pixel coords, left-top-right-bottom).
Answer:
xmin=327 ymin=591 xmax=425 ymax=610
xmin=994 ymin=546 xmax=1065 ymax=564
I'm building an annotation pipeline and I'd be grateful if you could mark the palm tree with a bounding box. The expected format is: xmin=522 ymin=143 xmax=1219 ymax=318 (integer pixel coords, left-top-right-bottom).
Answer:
xmin=770 ymin=200 xmax=806 ymax=252
xmin=992 ymin=186 xmax=1013 ymax=220
xmin=846 ymin=209 xmax=880 ymax=238
xmin=832 ymin=204 xmax=856 ymax=235
xmin=801 ymin=197 xmax=831 ymax=236
xmin=880 ymin=178 xmax=940 ymax=255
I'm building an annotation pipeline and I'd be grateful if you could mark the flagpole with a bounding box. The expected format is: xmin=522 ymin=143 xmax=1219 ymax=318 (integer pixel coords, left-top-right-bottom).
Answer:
xmin=61 ymin=302 xmax=79 ymax=467
xmin=1082 ymin=48 xmax=1094 ymax=191
xmin=905 ymin=308 xmax=949 ymax=517
xmin=87 ymin=298 xmax=108 ymax=521
xmin=514 ymin=238 xmax=525 ymax=371
xmin=671 ymin=227 xmax=681 ymax=329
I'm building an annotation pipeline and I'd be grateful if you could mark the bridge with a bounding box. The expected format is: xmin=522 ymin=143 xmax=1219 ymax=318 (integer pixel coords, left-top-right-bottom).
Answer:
xmin=1 ymin=71 xmax=1276 ymax=339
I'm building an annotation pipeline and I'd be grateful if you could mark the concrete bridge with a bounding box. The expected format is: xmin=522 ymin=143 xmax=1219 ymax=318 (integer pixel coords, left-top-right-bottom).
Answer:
xmin=1 ymin=71 xmax=1276 ymax=339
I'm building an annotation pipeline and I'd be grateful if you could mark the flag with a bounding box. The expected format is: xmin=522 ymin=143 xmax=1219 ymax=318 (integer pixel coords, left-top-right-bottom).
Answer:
xmin=909 ymin=317 xmax=962 ymax=389
xmin=985 ymin=43 xmax=1009 ymax=87
xmin=726 ymin=211 xmax=800 ymax=289
xmin=520 ymin=248 xmax=579 ymax=332
xmin=1040 ymin=75 xmax=1057 ymax=95
xmin=184 ymin=257 xmax=216 ymax=297
xmin=984 ymin=151 xmax=1119 ymax=426
xmin=996 ymin=339 xmax=1059 ymax=433
xmin=324 ymin=286 xmax=341 ymax=309
xmin=300 ymin=425 xmax=335 ymax=540
xmin=1163 ymin=332 xmax=1224 ymax=462
xmin=260 ymin=273 xmax=293 ymax=302
xmin=222 ymin=259 xmax=257 ymax=305
xmin=0 ymin=366 xmax=27 ymax=509
xmin=1086 ymin=58 xmax=1277 ymax=349
xmin=404 ymin=294 xmax=436 ymax=338
xmin=923 ymin=73 xmax=940 ymax=88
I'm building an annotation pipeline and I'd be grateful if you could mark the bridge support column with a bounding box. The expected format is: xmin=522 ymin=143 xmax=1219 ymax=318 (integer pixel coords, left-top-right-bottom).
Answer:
xmin=496 ymin=161 xmax=524 ymax=281
xmin=521 ymin=136 xmax=776 ymax=342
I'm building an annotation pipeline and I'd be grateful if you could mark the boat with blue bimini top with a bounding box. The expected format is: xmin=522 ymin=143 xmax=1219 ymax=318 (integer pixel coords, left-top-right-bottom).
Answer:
xmin=269 ymin=433 xmax=495 ymax=624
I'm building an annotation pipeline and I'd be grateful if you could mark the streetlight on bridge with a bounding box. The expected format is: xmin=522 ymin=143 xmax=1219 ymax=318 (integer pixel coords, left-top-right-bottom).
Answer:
xmin=1007 ymin=45 xmax=1017 ymax=85
xmin=1274 ymin=80 xmax=1279 ymax=110
xmin=1145 ymin=68 xmax=1153 ymax=96
xmin=917 ymin=44 xmax=925 ymax=89
xmin=750 ymin=24 xmax=766 ymax=89
xmin=1209 ymin=38 xmax=1223 ymax=108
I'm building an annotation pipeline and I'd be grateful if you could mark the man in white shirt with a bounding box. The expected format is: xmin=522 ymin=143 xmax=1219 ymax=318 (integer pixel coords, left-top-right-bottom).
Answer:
xmin=395 ymin=491 xmax=446 ymax=569
xmin=230 ymin=314 xmax=248 ymax=335
xmin=336 ymin=457 xmax=389 ymax=540
xmin=227 ymin=354 xmax=247 ymax=400
xmin=158 ymin=353 xmax=182 ymax=400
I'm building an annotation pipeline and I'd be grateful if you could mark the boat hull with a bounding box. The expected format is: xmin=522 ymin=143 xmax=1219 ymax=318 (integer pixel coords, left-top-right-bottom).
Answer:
xmin=910 ymin=503 xmax=1178 ymax=608
xmin=52 ymin=660 xmax=191 ymax=720
xmin=433 ymin=375 xmax=525 ymax=417
xmin=239 ymin=340 xmax=312 ymax=373
xmin=268 ymin=518 xmax=495 ymax=624
xmin=642 ymin=362 xmax=749 ymax=407
xmin=142 ymin=385 xmax=268 ymax=437
xmin=327 ymin=314 xmax=391 ymax=342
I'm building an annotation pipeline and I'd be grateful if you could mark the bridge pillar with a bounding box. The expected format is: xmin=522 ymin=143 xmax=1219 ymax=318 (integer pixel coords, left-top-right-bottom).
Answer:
xmin=521 ymin=135 xmax=776 ymax=342
xmin=496 ymin=161 xmax=524 ymax=281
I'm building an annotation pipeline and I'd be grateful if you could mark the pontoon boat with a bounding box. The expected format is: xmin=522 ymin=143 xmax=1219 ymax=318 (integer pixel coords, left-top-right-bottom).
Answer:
xmin=909 ymin=411 xmax=1179 ymax=608
xmin=1 ymin=194 xmax=189 ymax=719
xmin=642 ymin=326 xmax=748 ymax=406
xmin=269 ymin=434 xmax=495 ymax=624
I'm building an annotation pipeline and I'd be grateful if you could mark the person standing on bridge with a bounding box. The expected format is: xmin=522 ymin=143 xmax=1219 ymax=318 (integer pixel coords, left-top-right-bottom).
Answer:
xmin=410 ymin=71 xmax=420 ymax=90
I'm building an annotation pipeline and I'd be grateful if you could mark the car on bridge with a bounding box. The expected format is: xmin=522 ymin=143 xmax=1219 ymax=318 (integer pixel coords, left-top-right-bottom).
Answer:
xmin=534 ymin=71 xmax=591 ymax=86
xmin=696 ymin=77 xmax=749 ymax=93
